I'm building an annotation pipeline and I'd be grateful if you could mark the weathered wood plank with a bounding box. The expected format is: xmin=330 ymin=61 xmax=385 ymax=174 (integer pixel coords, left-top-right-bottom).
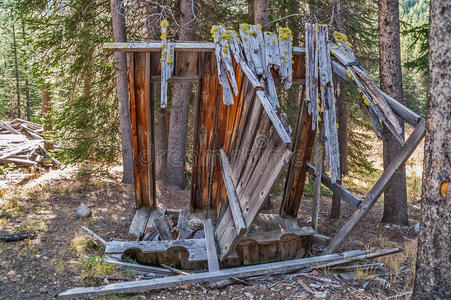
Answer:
xmin=325 ymin=119 xmax=426 ymax=253
xmin=154 ymin=216 xmax=176 ymax=240
xmin=203 ymin=219 xmax=220 ymax=272
xmin=58 ymin=250 xmax=364 ymax=299
xmin=312 ymin=127 xmax=324 ymax=232
xmin=105 ymin=239 xmax=207 ymax=263
xmin=104 ymin=41 xmax=305 ymax=55
xmin=129 ymin=206 xmax=152 ymax=239
xmin=280 ymin=91 xmax=316 ymax=217
xmin=127 ymin=53 xmax=142 ymax=206
xmin=219 ymin=149 xmax=246 ymax=235
xmin=305 ymin=162 xmax=362 ymax=209
xmin=103 ymin=256 xmax=172 ymax=274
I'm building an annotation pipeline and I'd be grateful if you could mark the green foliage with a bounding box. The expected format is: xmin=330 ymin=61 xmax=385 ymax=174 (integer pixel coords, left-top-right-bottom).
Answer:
xmin=10 ymin=0 xmax=120 ymax=163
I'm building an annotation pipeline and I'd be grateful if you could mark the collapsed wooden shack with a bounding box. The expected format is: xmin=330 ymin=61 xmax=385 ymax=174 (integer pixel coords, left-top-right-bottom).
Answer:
xmin=57 ymin=23 xmax=425 ymax=298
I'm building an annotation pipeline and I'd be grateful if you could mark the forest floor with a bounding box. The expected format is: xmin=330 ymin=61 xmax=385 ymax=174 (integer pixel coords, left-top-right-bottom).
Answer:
xmin=0 ymin=161 xmax=422 ymax=300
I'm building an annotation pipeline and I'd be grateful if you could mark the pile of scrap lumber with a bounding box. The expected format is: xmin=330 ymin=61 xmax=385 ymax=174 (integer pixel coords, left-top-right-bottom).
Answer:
xmin=0 ymin=119 xmax=60 ymax=171
xmin=58 ymin=225 xmax=404 ymax=299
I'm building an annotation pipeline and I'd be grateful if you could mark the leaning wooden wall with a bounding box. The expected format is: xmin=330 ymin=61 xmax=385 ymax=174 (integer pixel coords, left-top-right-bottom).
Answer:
xmin=126 ymin=49 xmax=314 ymax=221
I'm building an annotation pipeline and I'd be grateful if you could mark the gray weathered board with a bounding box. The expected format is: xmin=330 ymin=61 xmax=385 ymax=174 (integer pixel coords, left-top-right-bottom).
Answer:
xmin=58 ymin=249 xmax=366 ymax=298
xmin=105 ymin=239 xmax=207 ymax=263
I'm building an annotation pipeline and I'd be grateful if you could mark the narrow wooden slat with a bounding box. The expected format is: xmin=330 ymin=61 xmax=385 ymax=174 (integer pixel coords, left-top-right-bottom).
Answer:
xmin=58 ymin=250 xmax=364 ymax=299
xmin=127 ymin=53 xmax=142 ymax=206
xmin=325 ymin=119 xmax=426 ymax=253
xmin=305 ymin=162 xmax=362 ymax=209
xmin=203 ymin=219 xmax=220 ymax=272
xmin=219 ymin=149 xmax=246 ymax=235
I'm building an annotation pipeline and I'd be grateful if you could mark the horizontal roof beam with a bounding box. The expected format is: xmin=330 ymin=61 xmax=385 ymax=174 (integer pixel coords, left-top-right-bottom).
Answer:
xmin=103 ymin=41 xmax=305 ymax=55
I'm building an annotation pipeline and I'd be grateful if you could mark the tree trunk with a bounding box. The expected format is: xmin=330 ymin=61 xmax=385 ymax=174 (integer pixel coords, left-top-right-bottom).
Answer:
xmin=154 ymin=85 xmax=168 ymax=181
xmin=21 ymin=21 xmax=31 ymax=121
xmin=165 ymin=0 xmax=197 ymax=190
xmin=41 ymin=87 xmax=52 ymax=149
xmin=41 ymin=87 xmax=51 ymax=130
xmin=12 ymin=24 xmax=21 ymax=119
xmin=111 ymin=0 xmax=134 ymax=184
xmin=254 ymin=0 xmax=268 ymax=25
xmin=330 ymin=0 xmax=348 ymax=219
xmin=412 ymin=1 xmax=451 ymax=298
xmin=378 ymin=0 xmax=408 ymax=225
xmin=330 ymin=79 xmax=348 ymax=218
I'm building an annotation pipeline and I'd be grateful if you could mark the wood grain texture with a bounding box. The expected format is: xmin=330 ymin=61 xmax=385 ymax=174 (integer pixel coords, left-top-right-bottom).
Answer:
xmin=280 ymin=91 xmax=316 ymax=217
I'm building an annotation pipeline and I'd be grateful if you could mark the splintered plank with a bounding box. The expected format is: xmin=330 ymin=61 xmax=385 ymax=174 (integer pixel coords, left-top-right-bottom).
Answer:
xmin=129 ymin=206 xmax=152 ymax=238
xmin=219 ymin=148 xmax=246 ymax=235
xmin=58 ymin=250 xmax=366 ymax=298
xmin=280 ymin=91 xmax=316 ymax=217
xmin=127 ymin=52 xmax=155 ymax=207
xmin=325 ymin=119 xmax=426 ymax=253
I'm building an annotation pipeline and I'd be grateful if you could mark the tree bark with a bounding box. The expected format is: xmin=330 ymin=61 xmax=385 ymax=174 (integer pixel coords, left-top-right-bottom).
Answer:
xmin=330 ymin=0 xmax=348 ymax=219
xmin=41 ymin=87 xmax=52 ymax=149
xmin=378 ymin=0 xmax=408 ymax=225
xmin=111 ymin=0 xmax=134 ymax=184
xmin=21 ymin=21 xmax=31 ymax=121
xmin=412 ymin=1 xmax=451 ymax=298
xmin=165 ymin=0 xmax=197 ymax=190
xmin=12 ymin=24 xmax=21 ymax=119
xmin=254 ymin=0 xmax=268 ymax=25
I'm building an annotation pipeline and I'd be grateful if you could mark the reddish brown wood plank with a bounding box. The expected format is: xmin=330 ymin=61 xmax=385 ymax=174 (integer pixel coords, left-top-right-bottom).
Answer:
xmin=128 ymin=52 xmax=155 ymax=207
xmin=127 ymin=53 xmax=142 ymax=206
xmin=280 ymin=87 xmax=316 ymax=217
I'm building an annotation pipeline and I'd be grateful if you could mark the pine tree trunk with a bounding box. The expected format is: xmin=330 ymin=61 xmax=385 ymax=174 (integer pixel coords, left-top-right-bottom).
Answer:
xmin=331 ymin=78 xmax=348 ymax=218
xmin=412 ymin=1 xmax=450 ymax=298
xmin=254 ymin=0 xmax=268 ymax=25
xmin=12 ymin=24 xmax=21 ymax=119
xmin=111 ymin=0 xmax=134 ymax=184
xmin=165 ymin=0 xmax=196 ymax=190
xmin=378 ymin=0 xmax=408 ymax=225
xmin=21 ymin=22 xmax=31 ymax=121
xmin=41 ymin=87 xmax=52 ymax=149
xmin=330 ymin=0 xmax=348 ymax=219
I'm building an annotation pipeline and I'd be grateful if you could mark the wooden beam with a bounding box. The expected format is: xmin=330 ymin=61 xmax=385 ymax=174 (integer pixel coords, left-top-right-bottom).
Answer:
xmin=58 ymin=249 xmax=365 ymax=298
xmin=255 ymin=91 xmax=292 ymax=143
xmin=203 ymin=219 xmax=220 ymax=272
xmin=325 ymin=119 xmax=426 ymax=253
xmin=219 ymin=148 xmax=246 ymax=235
xmin=331 ymin=61 xmax=421 ymax=127
xmin=305 ymin=162 xmax=362 ymax=209
xmin=103 ymin=256 xmax=172 ymax=274
xmin=150 ymin=75 xmax=200 ymax=83
xmin=103 ymin=41 xmax=305 ymax=55
xmin=312 ymin=129 xmax=324 ymax=232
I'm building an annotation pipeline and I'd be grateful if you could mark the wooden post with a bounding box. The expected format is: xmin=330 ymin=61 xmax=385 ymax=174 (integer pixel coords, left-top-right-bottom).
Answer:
xmin=312 ymin=127 xmax=324 ymax=232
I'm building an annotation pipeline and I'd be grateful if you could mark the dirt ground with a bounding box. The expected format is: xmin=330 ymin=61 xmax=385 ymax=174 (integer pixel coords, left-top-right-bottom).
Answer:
xmin=0 ymin=165 xmax=420 ymax=299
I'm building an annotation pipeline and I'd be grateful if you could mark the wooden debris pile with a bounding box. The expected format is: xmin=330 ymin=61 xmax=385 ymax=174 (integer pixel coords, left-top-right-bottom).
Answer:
xmin=58 ymin=224 xmax=404 ymax=299
xmin=0 ymin=119 xmax=60 ymax=171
